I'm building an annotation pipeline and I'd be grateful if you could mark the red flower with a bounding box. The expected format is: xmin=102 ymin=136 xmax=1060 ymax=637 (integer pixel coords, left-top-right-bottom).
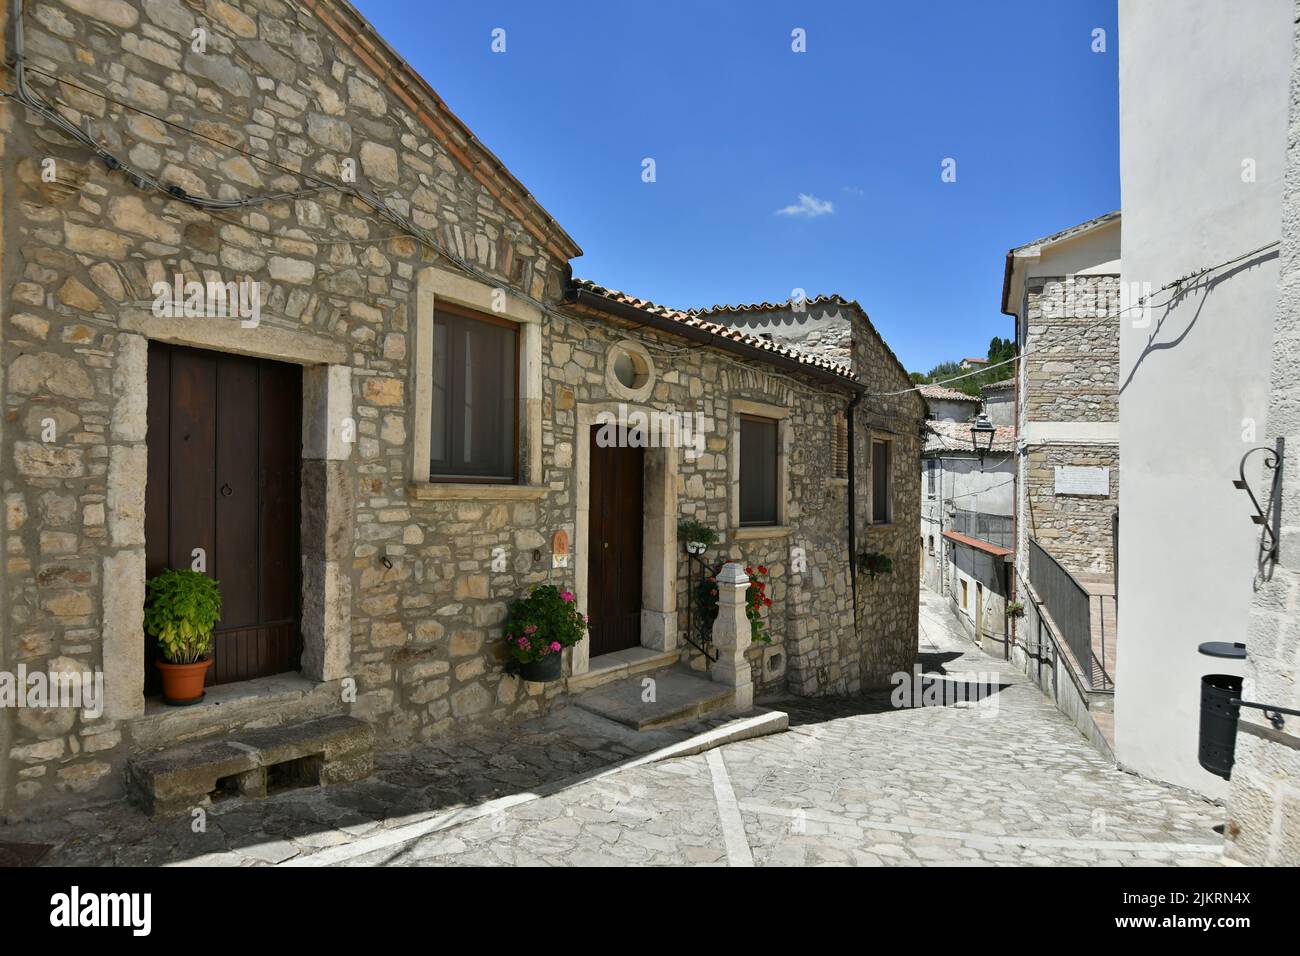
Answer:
xmin=745 ymin=566 xmax=753 ymax=574
xmin=763 ymin=598 xmax=772 ymax=607
xmin=758 ymin=565 xmax=768 ymax=574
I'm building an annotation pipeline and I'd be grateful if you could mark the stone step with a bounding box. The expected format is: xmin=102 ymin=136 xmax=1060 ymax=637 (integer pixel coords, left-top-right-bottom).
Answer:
xmin=573 ymin=669 xmax=733 ymax=731
xmin=127 ymin=715 xmax=373 ymax=817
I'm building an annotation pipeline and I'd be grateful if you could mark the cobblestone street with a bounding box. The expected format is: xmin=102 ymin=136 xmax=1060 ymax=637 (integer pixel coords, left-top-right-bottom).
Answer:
xmin=319 ymin=592 xmax=1226 ymax=867
xmin=2 ymin=591 xmax=1225 ymax=867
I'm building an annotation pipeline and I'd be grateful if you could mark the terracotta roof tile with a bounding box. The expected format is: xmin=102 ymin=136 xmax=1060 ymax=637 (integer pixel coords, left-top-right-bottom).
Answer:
xmin=919 ymin=384 xmax=980 ymax=403
xmin=569 ymin=278 xmax=858 ymax=381
xmin=923 ymin=420 xmax=1016 ymax=454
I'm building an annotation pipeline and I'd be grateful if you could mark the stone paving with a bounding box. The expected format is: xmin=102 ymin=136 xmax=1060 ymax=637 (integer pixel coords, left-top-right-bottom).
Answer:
xmin=0 ymin=703 xmax=737 ymax=866
xmin=0 ymin=590 xmax=1225 ymax=866
xmin=320 ymin=591 xmax=1224 ymax=867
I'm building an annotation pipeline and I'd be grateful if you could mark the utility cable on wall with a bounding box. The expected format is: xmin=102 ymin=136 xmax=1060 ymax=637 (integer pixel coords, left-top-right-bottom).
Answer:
xmin=0 ymin=4 xmax=927 ymax=412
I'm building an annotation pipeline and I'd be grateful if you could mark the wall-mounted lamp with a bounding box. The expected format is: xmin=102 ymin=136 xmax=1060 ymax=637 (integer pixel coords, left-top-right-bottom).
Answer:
xmin=970 ymin=413 xmax=996 ymax=462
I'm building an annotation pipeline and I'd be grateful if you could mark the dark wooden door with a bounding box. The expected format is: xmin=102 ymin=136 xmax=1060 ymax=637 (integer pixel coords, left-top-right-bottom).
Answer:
xmin=145 ymin=343 xmax=302 ymax=691
xmin=587 ymin=425 xmax=644 ymax=657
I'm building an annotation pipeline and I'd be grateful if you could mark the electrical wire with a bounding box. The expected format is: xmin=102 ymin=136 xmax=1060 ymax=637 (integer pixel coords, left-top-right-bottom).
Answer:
xmin=871 ymin=237 xmax=1281 ymax=397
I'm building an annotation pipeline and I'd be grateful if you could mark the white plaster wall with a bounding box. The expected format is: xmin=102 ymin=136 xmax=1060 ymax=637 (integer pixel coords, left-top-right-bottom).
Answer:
xmin=927 ymin=398 xmax=977 ymax=423
xmin=1115 ymin=0 xmax=1293 ymax=797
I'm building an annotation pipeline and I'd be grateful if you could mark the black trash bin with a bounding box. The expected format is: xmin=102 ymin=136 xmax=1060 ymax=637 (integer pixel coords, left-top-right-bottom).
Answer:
xmin=1199 ymin=673 xmax=1243 ymax=780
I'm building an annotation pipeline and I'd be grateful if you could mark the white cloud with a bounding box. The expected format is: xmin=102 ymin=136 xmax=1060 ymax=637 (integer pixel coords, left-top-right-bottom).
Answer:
xmin=775 ymin=193 xmax=834 ymax=217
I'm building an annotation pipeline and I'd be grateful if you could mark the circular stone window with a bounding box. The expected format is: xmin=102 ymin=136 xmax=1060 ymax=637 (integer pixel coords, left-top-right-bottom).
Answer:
xmin=605 ymin=340 xmax=655 ymax=401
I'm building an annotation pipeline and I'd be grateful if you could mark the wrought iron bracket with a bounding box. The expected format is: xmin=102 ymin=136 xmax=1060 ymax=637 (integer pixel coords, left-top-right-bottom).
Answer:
xmin=1232 ymin=437 xmax=1285 ymax=562
xmin=1230 ymin=698 xmax=1300 ymax=731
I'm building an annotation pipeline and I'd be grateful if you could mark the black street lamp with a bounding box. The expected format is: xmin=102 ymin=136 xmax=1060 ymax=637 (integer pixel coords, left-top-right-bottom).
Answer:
xmin=970 ymin=413 xmax=996 ymax=462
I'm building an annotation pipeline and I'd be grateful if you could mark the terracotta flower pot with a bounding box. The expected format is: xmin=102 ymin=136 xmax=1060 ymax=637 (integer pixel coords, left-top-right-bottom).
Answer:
xmin=156 ymin=658 xmax=212 ymax=706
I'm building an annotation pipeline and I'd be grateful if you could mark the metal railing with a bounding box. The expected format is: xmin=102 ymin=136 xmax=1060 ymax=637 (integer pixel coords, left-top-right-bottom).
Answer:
xmin=1028 ymin=538 xmax=1112 ymax=691
xmin=949 ymin=509 xmax=1014 ymax=550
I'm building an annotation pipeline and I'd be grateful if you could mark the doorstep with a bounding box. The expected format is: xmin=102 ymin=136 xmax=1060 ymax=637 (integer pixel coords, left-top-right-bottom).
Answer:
xmin=130 ymin=672 xmax=344 ymax=750
xmin=565 ymin=646 xmax=679 ymax=693
xmin=574 ymin=669 xmax=733 ymax=731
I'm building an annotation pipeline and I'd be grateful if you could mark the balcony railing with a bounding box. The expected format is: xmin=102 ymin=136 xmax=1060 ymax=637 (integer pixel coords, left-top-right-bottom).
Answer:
xmin=949 ymin=508 xmax=1014 ymax=550
xmin=1028 ymin=537 xmax=1113 ymax=692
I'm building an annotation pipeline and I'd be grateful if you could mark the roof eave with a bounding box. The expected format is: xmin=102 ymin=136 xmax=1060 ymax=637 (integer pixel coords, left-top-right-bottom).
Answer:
xmin=566 ymin=287 xmax=862 ymax=392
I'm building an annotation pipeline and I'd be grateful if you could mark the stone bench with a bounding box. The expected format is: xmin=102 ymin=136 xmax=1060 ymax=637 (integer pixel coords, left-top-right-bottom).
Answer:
xmin=127 ymin=715 xmax=373 ymax=817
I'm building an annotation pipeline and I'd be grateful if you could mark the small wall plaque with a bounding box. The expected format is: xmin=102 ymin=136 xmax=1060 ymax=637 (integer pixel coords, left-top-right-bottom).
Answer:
xmin=552 ymin=529 xmax=570 ymax=568
xmin=1054 ymin=465 xmax=1109 ymax=496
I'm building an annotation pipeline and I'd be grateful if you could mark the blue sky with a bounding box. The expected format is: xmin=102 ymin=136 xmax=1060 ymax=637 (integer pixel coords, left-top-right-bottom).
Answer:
xmin=356 ymin=1 xmax=1119 ymax=373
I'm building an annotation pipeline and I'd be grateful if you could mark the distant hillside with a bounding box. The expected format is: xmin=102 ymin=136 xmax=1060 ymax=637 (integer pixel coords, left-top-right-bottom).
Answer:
xmin=909 ymin=336 xmax=1015 ymax=397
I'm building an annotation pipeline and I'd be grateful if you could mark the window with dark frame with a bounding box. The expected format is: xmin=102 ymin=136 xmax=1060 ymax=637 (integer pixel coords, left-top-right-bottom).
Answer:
xmin=429 ymin=305 xmax=519 ymax=481
xmin=871 ymin=438 xmax=891 ymax=523
xmin=739 ymin=415 xmax=779 ymax=526
xmin=926 ymin=458 xmax=936 ymax=495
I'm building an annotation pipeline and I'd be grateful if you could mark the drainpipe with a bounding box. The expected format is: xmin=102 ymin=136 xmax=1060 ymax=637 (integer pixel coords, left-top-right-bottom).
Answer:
xmin=846 ymin=392 xmax=863 ymax=634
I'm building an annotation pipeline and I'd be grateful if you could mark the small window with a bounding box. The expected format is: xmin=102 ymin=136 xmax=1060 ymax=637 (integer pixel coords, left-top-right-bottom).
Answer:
xmin=871 ymin=438 xmax=891 ymax=523
xmin=927 ymin=535 xmax=934 ymax=555
xmin=961 ymin=579 xmax=968 ymax=609
xmin=926 ymin=459 xmax=936 ymax=495
xmin=739 ymin=415 xmax=779 ymax=526
xmin=430 ymin=305 xmax=518 ymax=481
xmin=605 ymin=340 xmax=655 ymax=400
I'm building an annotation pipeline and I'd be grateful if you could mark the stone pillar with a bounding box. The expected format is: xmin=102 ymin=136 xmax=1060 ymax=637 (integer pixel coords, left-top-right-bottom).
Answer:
xmin=710 ymin=562 xmax=753 ymax=711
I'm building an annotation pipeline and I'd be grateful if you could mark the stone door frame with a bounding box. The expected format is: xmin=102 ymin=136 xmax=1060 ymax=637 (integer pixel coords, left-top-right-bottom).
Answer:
xmin=101 ymin=311 xmax=354 ymax=720
xmin=571 ymin=402 xmax=678 ymax=676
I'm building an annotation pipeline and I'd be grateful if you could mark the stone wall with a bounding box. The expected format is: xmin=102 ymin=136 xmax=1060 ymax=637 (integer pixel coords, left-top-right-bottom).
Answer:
xmin=1023 ymin=444 xmax=1118 ymax=575
xmin=1019 ymin=275 xmax=1119 ymax=577
xmin=1024 ymin=277 xmax=1120 ymax=423
xmin=1225 ymin=0 xmax=1300 ymax=865
xmin=0 ymin=0 xmax=924 ymax=819
xmin=853 ymin=329 xmax=925 ymax=690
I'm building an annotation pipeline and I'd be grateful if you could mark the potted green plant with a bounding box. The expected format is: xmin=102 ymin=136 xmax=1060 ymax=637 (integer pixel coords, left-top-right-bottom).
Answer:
xmin=503 ymin=584 xmax=588 ymax=682
xmin=698 ymin=563 xmax=773 ymax=644
xmin=143 ymin=568 xmax=222 ymax=706
xmin=859 ymin=551 xmax=893 ymax=578
xmin=678 ymin=518 xmax=719 ymax=555
xmin=1006 ymin=600 xmax=1026 ymax=619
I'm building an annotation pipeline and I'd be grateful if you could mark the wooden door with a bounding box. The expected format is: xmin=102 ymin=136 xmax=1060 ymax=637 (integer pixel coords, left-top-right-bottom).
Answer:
xmin=145 ymin=343 xmax=302 ymax=691
xmin=587 ymin=425 xmax=644 ymax=657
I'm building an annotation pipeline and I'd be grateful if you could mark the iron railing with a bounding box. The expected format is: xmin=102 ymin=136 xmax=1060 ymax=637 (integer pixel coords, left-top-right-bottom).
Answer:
xmin=949 ymin=509 xmax=1014 ymax=550
xmin=683 ymin=551 xmax=719 ymax=662
xmin=1028 ymin=538 xmax=1112 ymax=692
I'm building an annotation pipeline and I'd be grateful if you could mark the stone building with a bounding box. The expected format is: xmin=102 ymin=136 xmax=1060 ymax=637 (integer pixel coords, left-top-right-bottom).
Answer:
xmin=1000 ymin=211 xmax=1120 ymax=754
xmin=0 ymin=0 xmax=923 ymax=819
xmin=917 ymin=386 xmax=1014 ymax=596
xmin=980 ymin=379 xmax=1013 ymax=426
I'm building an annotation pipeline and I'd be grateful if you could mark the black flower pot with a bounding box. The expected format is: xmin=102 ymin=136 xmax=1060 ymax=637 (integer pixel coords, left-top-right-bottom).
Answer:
xmin=520 ymin=653 xmax=563 ymax=682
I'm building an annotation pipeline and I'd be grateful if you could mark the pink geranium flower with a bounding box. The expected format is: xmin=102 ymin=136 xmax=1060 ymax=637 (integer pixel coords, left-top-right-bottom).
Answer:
xmin=560 ymin=590 xmax=575 ymax=603
xmin=550 ymin=641 xmax=562 ymax=652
